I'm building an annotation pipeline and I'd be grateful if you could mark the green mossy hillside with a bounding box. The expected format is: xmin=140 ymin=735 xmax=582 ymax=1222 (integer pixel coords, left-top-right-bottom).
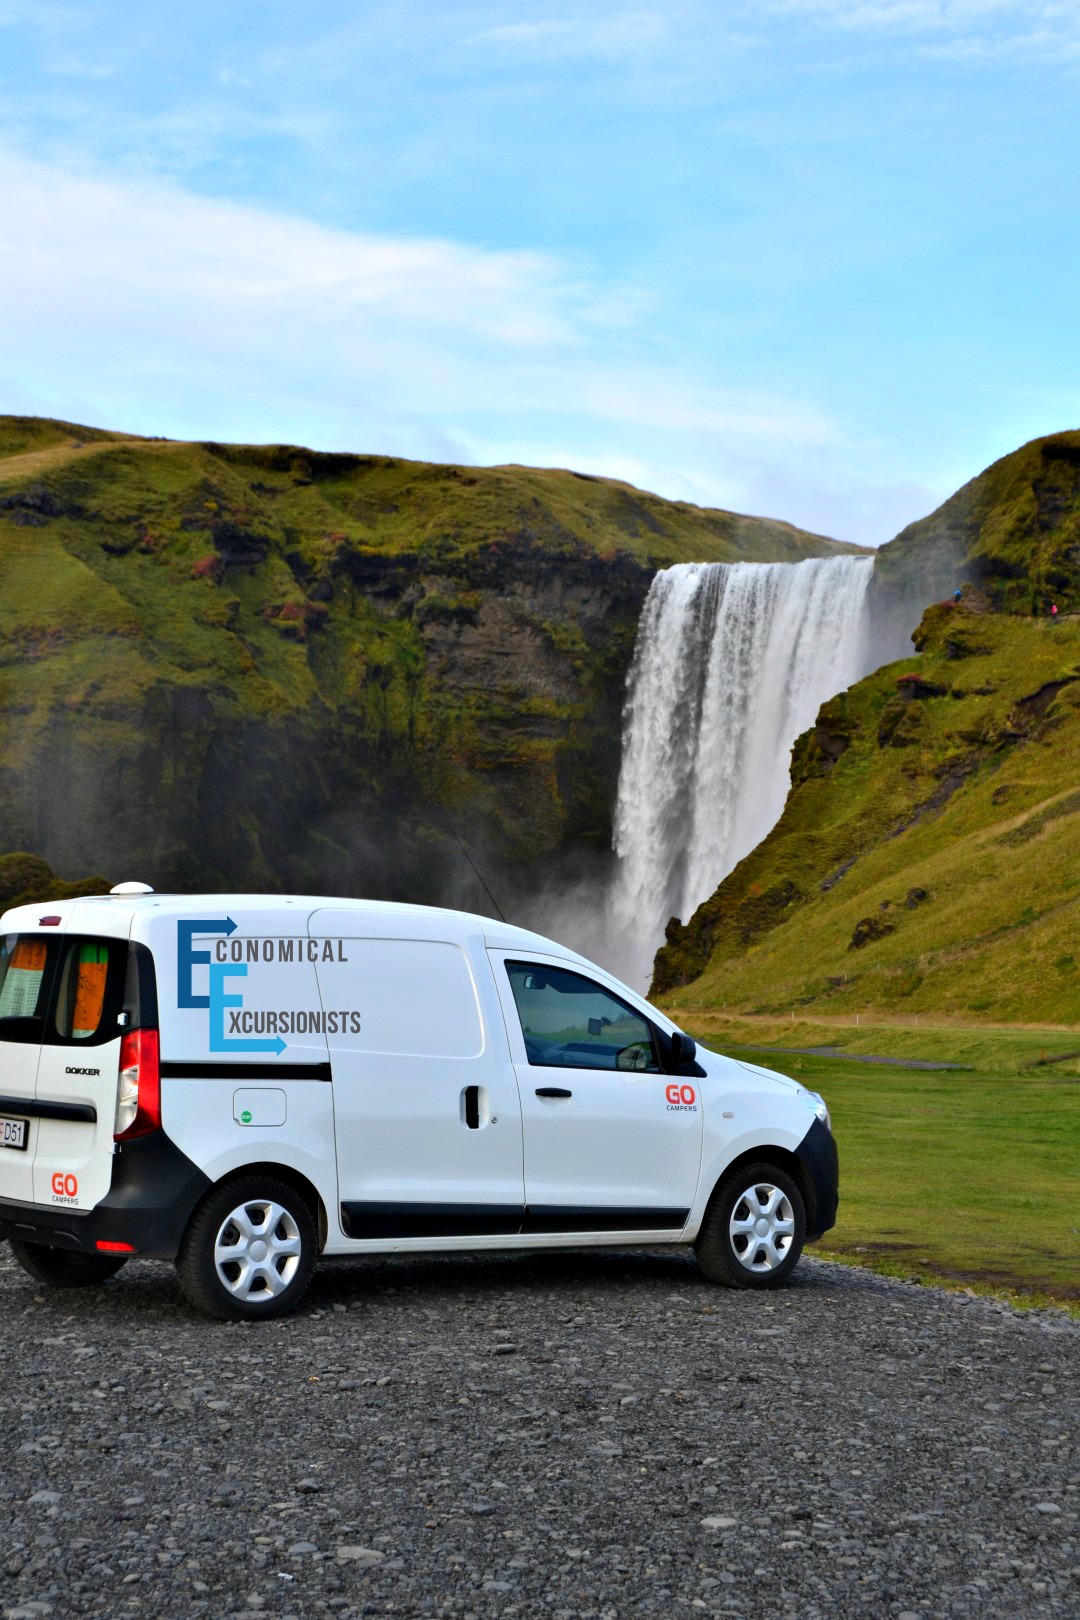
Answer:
xmin=653 ymin=604 xmax=1080 ymax=1025
xmin=872 ymin=428 xmax=1080 ymax=621
xmin=0 ymin=417 xmax=855 ymax=904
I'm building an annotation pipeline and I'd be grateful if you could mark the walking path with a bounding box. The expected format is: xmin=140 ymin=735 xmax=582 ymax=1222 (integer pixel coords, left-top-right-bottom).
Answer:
xmin=736 ymin=1043 xmax=969 ymax=1070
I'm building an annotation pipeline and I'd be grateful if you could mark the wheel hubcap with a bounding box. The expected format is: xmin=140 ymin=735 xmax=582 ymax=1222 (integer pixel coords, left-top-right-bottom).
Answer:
xmin=729 ymin=1182 xmax=795 ymax=1273
xmin=214 ymin=1199 xmax=302 ymax=1302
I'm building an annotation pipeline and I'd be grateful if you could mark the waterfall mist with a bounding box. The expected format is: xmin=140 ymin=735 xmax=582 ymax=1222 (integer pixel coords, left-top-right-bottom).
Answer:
xmin=604 ymin=555 xmax=876 ymax=988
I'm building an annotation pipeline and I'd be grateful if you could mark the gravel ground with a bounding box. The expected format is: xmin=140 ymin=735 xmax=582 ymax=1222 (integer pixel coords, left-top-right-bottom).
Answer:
xmin=1 ymin=1242 xmax=1076 ymax=1620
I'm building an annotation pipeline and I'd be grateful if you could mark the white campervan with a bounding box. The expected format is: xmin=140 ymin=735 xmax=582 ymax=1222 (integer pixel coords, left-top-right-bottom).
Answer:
xmin=0 ymin=888 xmax=837 ymax=1320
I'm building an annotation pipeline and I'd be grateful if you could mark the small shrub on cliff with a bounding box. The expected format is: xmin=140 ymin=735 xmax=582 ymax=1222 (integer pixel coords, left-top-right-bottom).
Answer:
xmin=0 ymin=853 xmax=111 ymax=911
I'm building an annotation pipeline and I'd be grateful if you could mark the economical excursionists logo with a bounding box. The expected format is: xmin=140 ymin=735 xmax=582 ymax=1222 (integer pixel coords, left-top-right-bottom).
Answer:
xmin=177 ymin=917 xmax=358 ymax=1056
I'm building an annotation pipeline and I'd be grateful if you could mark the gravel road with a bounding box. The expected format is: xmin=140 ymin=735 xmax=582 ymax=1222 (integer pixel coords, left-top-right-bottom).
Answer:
xmin=1 ymin=1243 xmax=1076 ymax=1620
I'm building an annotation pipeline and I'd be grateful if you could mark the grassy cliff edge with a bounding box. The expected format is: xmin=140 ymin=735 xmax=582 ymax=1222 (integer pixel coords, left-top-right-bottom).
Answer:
xmin=654 ymin=602 xmax=1080 ymax=1025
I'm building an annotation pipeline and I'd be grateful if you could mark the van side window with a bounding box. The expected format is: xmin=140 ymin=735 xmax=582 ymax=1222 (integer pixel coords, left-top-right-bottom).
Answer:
xmin=52 ymin=940 xmax=116 ymax=1043
xmin=0 ymin=935 xmax=56 ymax=1029
xmin=505 ymin=961 xmax=660 ymax=1073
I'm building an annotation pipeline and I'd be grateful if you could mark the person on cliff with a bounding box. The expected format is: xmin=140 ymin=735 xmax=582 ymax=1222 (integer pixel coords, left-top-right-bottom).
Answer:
xmin=952 ymin=588 xmax=963 ymax=603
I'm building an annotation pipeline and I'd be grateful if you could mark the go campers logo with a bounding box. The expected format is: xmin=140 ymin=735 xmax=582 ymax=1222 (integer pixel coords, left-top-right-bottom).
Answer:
xmin=665 ymin=1082 xmax=698 ymax=1112
xmin=177 ymin=917 xmax=359 ymax=1057
xmin=51 ymin=1171 xmax=78 ymax=1203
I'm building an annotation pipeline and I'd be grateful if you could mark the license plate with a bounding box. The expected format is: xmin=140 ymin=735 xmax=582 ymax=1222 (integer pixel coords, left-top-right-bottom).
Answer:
xmin=0 ymin=1116 xmax=28 ymax=1151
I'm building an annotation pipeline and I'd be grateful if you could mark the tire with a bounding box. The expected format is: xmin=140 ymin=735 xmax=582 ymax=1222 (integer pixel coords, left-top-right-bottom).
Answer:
xmin=176 ymin=1175 xmax=318 ymax=1322
xmin=9 ymin=1239 xmax=128 ymax=1288
xmin=695 ymin=1161 xmax=806 ymax=1289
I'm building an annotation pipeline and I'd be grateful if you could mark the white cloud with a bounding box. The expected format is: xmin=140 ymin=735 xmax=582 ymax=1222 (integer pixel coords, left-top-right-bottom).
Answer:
xmin=0 ymin=149 xmax=584 ymax=348
xmin=472 ymin=10 xmax=671 ymax=61
xmin=763 ymin=0 xmax=1042 ymax=26
xmin=754 ymin=0 xmax=1080 ymax=56
xmin=0 ymin=149 xmax=927 ymax=543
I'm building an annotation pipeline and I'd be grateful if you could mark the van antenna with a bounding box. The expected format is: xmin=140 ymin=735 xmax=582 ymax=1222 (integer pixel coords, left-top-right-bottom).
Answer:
xmin=431 ymin=803 xmax=507 ymax=923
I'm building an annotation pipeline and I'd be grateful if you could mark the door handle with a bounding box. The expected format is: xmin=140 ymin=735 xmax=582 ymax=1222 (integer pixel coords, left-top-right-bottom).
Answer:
xmin=535 ymin=1087 xmax=572 ymax=1099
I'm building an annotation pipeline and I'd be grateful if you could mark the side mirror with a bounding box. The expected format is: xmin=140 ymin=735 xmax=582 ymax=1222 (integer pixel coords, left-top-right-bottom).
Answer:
xmin=670 ymin=1031 xmax=696 ymax=1065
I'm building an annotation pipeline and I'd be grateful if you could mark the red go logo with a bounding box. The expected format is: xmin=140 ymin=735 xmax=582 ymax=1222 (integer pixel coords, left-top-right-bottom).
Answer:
xmin=51 ymin=1172 xmax=78 ymax=1198
xmin=665 ymin=1083 xmax=696 ymax=1106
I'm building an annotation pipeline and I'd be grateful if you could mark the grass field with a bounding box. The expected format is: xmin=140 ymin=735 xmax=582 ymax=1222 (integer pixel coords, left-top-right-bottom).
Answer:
xmin=686 ymin=1024 xmax=1080 ymax=1312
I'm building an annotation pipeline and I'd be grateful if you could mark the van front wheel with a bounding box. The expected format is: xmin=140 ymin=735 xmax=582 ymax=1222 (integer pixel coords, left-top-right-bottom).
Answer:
xmin=8 ymin=1239 xmax=129 ymax=1288
xmin=177 ymin=1176 xmax=318 ymax=1321
xmin=695 ymin=1162 xmax=806 ymax=1289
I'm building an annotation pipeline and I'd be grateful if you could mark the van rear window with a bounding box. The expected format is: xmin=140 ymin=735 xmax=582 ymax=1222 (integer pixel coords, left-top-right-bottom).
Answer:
xmin=55 ymin=941 xmax=112 ymax=1040
xmin=0 ymin=934 xmax=155 ymax=1046
xmin=0 ymin=935 xmax=56 ymax=1024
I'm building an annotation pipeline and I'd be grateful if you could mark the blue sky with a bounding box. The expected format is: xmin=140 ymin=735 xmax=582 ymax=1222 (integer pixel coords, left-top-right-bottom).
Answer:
xmin=1 ymin=1 xmax=1078 ymax=543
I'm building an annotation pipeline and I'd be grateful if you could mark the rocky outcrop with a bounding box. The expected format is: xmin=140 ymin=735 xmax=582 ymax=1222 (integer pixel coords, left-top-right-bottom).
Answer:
xmin=866 ymin=429 xmax=1080 ymax=656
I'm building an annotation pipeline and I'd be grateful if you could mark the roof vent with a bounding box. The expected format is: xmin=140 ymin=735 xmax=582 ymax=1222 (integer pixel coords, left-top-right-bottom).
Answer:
xmin=109 ymin=882 xmax=155 ymax=896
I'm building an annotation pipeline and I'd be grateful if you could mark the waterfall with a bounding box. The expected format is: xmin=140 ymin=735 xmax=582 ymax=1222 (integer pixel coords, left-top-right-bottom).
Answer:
xmin=610 ymin=555 xmax=875 ymax=987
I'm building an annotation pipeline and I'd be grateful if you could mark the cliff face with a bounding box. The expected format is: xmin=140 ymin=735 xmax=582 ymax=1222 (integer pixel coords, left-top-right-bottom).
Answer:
xmin=0 ymin=417 xmax=857 ymax=908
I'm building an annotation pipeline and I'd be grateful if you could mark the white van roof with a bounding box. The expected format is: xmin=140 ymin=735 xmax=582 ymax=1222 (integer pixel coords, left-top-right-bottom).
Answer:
xmin=0 ymin=891 xmax=593 ymax=968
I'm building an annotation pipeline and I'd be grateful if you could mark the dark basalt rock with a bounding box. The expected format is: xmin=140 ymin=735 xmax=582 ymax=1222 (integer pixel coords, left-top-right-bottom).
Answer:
xmin=1 ymin=483 xmax=65 ymax=519
xmin=877 ymin=696 xmax=920 ymax=747
xmin=895 ymin=674 xmax=946 ymax=699
xmin=849 ymin=915 xmax=895 ymax=950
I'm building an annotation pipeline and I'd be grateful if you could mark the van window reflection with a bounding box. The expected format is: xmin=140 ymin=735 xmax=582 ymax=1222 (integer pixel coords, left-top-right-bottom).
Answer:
xmin=505 ymin=961 xmax=659 ymax=1072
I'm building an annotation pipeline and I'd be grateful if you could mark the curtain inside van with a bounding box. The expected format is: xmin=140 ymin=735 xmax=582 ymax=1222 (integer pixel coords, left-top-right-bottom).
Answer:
xmin=0 ymin=937 xmax=49 ymax=1020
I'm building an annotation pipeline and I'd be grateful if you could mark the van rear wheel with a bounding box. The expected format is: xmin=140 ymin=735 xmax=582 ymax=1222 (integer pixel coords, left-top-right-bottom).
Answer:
xmin=177 ymin=1176 xmax=318 ymax=1321
xmin=8 ymin=1239 xmax=129 ymax=1288
xmin=695 ymin=1162 xmax=806 ymax=1289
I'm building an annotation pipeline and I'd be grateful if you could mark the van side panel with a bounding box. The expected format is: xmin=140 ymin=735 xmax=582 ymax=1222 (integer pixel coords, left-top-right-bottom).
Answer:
xmin=161 ymin=1075 xmax=338 ymax=1228
xmin=146 ymin=907 xmax=331 ymax=1070
xmin=309 ymin=913 xmax=525 ymax=1249
xmin=143 ymin=907 xmax=338 ymax=1235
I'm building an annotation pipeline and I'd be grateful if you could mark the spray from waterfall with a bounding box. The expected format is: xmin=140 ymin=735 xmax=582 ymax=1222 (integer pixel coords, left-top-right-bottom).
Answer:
xmin=609 ymin=555 xmax=876 ymax=987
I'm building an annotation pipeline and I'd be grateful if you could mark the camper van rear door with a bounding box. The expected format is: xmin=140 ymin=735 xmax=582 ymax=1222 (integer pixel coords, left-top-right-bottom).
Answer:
xmin=32 ymin=937 xmax=127 ymax=1212
xmin=0 ymin=933 xmax=55 ymax=1202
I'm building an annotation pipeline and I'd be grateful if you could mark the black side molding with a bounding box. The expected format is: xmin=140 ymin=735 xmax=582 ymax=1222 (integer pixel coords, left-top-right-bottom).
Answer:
xmin=522 ymin=1206 xmax=688 ymax=1234
xmin=342 ymin=1203 xmax=523 ymax=1240
xmin=0 ymin=1094 xmax=96 ymax=1124
xmin=160 ymin=1061 xmax=332 ymax=1081
xmin=340 ymin=1202 xmax=690 ymax=1240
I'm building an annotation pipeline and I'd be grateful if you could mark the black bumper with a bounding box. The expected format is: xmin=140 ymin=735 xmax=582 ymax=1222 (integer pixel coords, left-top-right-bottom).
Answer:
xmin=0 ymin=1131 xmax=211 ymax=1261
xmin=795 ymin=1116 xmax=839 ymax=1239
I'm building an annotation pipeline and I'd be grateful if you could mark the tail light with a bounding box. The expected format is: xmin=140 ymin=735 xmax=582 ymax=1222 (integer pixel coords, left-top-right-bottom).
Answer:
xmin=114 ymin=1028 xmax=160 ymax=1140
